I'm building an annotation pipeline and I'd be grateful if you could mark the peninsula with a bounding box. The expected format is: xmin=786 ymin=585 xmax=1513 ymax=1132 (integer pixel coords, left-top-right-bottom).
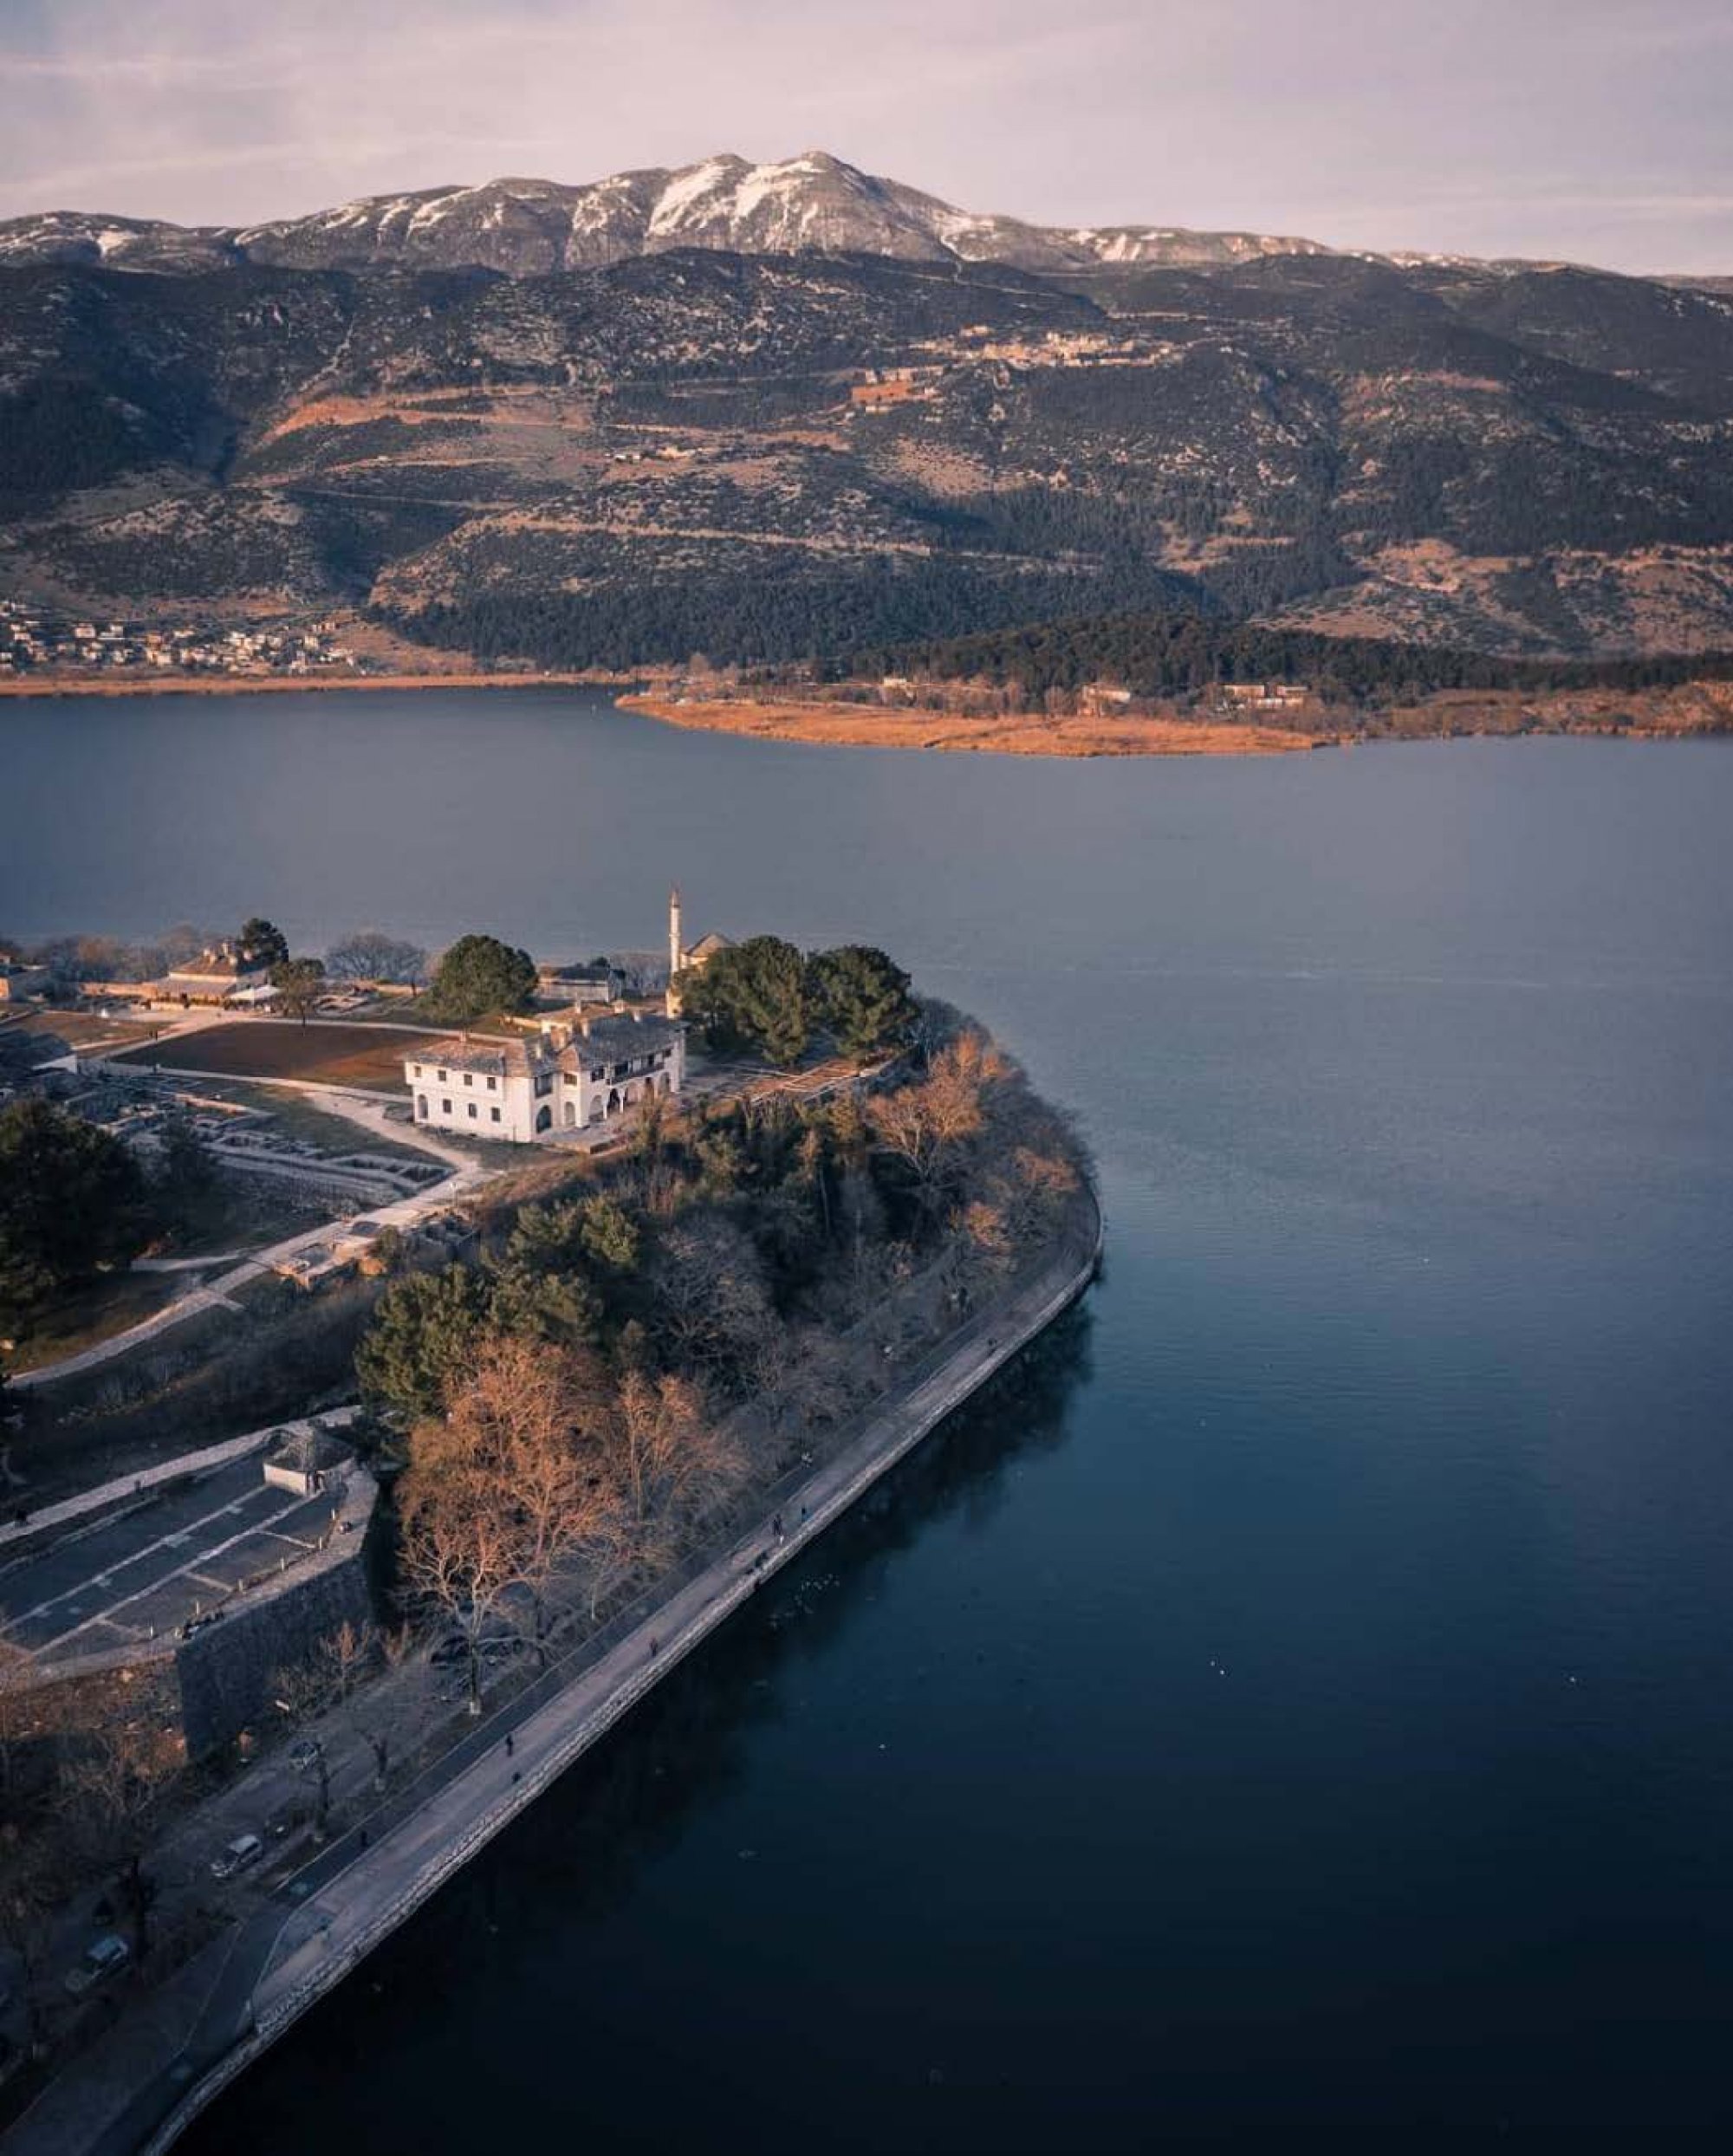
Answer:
xmin=0 ymin=912 xmax=1097 ymax=2153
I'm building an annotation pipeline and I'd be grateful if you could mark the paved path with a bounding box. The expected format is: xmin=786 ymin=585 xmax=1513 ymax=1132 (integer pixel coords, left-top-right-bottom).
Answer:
xmin=11 ymin=1100 xmax=482 ymax=1393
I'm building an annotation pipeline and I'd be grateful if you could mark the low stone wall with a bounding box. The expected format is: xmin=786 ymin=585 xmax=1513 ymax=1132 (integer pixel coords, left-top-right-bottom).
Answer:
xmin=174 ymin=1480 xmax=376 ymax=1758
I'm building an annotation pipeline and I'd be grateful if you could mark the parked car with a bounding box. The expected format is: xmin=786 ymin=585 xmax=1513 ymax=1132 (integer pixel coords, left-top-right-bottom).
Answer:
xmin=210 ymin=1833 xmax=264 ymax=1880
xmin=288 ymin=1738 xmax=322 ymax=1773
xmin=63 ymin=1935 xmax=131 ymax=1997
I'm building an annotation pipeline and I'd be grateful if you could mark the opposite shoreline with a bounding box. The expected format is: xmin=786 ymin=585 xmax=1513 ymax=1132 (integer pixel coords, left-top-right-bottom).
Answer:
xmin=6 ymin=1195 xmax=1101 ymax=2156
xmin=619 ymin=692 xmax=1328 ymax=757
xmin=0 ymin=670 xmax=632 ymax=702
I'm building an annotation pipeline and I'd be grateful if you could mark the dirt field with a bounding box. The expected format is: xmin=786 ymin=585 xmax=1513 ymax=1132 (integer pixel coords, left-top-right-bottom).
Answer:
xmin=106 ymin=1020 xmax=446 ymax=1089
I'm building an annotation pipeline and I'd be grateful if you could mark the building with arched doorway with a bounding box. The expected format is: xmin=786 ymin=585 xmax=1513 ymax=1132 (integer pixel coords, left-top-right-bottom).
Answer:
xmin=405 ymin=1010 xmax=686 ymax=1143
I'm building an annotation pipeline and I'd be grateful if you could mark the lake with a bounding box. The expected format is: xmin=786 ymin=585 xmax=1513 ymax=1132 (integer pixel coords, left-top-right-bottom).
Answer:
xmin=6 ymin=691 xmax=1733 ymax=2148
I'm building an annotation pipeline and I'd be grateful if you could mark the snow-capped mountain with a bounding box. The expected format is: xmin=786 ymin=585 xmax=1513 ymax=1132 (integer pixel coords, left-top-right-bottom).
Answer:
xmin=0 ymin=151 xmax=1337 ymax=278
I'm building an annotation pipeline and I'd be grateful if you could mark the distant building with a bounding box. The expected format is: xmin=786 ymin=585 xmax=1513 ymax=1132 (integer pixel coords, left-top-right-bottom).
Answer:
xmin=1221 ymin=682 xmax=1311 ymax=711
xmin=536 ymin=958 xmax=625 ymax=1008
xmin=405 ymin=1010 xmax=685 ymax=1141
xmin=0 ymin=960 xmax=52 ymax=1003
xmin=164 ymin=943 xmax=272 ymax=1003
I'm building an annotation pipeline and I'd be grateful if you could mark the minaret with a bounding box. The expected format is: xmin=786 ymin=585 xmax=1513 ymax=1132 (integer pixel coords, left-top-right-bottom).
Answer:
xmin=666 ymin=886 xmax=684 ymax=1016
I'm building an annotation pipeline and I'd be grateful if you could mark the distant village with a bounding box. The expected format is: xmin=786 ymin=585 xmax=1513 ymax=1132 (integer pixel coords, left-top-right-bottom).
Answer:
xmin=0 ymin=601 xmax=356 ymax=680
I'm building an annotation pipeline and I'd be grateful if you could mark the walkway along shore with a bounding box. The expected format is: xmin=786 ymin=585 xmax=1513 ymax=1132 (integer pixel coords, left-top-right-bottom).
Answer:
xmin=3 ymin=1191 xmax=1101 ymax=2156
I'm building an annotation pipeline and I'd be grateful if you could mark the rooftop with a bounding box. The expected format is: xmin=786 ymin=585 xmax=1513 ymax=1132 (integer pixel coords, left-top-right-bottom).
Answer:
xmin=408 ymin=1034 xmax=537 ymax=1077
xmin=559 ymin=1012 xmax=685 ymax=1064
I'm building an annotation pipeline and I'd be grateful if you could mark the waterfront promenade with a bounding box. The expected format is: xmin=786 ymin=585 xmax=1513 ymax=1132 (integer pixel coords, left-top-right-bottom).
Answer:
xmin=3 ymin=1194 xmax=1100 ymax=2156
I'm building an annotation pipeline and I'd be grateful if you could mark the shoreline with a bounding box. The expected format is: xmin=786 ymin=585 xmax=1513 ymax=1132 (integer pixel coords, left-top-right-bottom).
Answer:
xmin=9 ymin=674 xmax=1728 ymax=757
xmin=619 ymin=692 xmax=1329 ymax=757
xmin=8 ymin=1196 xmax=1101 ymax=2156
xmin=0 ymin=669 xmax=635 ymax=702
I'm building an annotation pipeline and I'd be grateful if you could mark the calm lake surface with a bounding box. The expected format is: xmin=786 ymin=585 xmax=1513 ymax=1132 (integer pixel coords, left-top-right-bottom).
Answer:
xmin=7 ymin=691 xmax=1733 ymax=2148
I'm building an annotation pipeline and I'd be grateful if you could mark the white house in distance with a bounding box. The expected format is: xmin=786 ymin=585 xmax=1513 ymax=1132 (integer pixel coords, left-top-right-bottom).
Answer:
xmin=406 ymin=1010 xmax=686 ymax=1142
xmin=162 ymin=943 xmax=272 ymax=1005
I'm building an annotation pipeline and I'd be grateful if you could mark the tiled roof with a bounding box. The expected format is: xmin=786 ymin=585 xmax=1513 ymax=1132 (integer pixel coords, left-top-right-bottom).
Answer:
xmin=408 ymin=1035 xmax=537 ymax=1078
xmin=558 ymin=1013 xmax=685 ymax=1068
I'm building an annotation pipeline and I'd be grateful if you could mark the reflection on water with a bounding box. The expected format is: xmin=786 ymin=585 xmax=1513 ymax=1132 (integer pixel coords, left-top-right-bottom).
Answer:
xmin=11 ymin=698 xmax=1733 ymax=2146
xmin=183 ymin=1310 xmax=1096 ymax=2142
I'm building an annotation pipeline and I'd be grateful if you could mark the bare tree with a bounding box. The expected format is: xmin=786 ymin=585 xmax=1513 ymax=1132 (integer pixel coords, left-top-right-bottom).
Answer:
xmin=649 ymin=1217 xmax=776 ymax=1381
xmin=62 ymin=1711 xmax=182 ymax=1962
xmin=398 ymin=1455 xmax=522 ymax=1718
xmin=867 ymin=1029 xmax=1008 ymax=1209
xmin=399 ymin=1337 xmax=623 ymax=1701
xmin=436 ymin=1335 xmax=620 ymax=1659
xmin=610 ymin=1370 xmax=743 ymax=1556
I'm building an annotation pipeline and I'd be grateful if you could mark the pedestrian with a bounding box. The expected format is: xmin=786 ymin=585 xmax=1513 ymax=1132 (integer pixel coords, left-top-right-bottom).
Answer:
xmin=512 ymin=1770 xmax=521 ymax=1785
xmin=360 ymin=1828 xmax=368 ymax=1849
xmin=505 ymin=1731 xmax=515 ymax=1757
xmin=649 ymin=1635 xmax=659 ymax=1658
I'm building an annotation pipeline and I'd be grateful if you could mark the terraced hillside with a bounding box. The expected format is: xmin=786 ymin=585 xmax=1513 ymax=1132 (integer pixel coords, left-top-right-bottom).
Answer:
xmin=3 ymin=229 xmax=1732 ymax=662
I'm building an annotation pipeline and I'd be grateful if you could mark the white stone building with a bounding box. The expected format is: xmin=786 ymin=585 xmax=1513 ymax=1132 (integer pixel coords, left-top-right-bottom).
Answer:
xmin=406 ymin=1009 xmax=685 ymax=1142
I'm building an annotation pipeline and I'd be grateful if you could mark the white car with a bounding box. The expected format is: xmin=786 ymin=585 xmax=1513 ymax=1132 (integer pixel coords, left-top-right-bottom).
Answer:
xmin=64 ymin=1935 xmax=131 ymax=1997
xmin=210 ymin=1833 xmax=264 ymax=1880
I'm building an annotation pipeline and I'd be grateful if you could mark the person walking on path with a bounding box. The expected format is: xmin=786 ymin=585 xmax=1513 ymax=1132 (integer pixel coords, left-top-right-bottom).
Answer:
xmin=505 ymin=1731 xmax=515 ymax=1758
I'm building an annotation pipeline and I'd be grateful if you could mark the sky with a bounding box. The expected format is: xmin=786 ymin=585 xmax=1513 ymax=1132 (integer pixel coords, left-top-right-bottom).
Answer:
xmin=0 ymin=0 xmax=1730 ymax=271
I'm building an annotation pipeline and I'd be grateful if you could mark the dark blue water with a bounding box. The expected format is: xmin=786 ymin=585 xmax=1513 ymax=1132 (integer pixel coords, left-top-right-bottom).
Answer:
xmin=6 ymin=693 xmax=1733 ymax=2148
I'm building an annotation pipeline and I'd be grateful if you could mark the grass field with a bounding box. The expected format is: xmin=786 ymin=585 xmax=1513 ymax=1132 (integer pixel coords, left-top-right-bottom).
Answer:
xmin=107 ymin=1019 xmax=445 ymax=1090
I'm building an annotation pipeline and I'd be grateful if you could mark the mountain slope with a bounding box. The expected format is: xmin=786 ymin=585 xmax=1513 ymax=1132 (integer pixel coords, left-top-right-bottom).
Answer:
xmin=2 ymin=236 xmax=1731 ymax=665
xmin=0 ymin=152 xmax=1336 ymax=280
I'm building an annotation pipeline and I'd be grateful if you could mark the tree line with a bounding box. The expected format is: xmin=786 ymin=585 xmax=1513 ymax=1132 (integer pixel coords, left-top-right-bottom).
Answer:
xmin=852 ymin=610 xmax=1733 ymax=705
xmin=675 ymin=938 xmax=917 ymax=1067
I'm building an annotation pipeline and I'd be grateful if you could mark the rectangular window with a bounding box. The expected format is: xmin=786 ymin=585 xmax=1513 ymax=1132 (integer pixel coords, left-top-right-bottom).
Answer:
xmin=412 ymin=1063 xmax=421 ymax=1078
xmin=464 ymin=1073 xmax=473 ymax=1087
xmin=468 ymin=1103 xmax=477 ymax=1119
xmin=442 ymin=1099 xmax=451 ymax=1114
xmin=490 ymin=1107 xmax=501 ymax=1124
xmin=437 ymin=1068 xmax=447 ymax=1083
xmin=486 ymin=1075 xmax=497 ymax=1091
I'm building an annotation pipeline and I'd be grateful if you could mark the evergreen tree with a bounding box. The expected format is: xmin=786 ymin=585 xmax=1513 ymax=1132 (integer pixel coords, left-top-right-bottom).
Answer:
xmin=354 ymin=1265 xmax=492 ymax=1421
xmin=0 ymin=1100 xmax=153 ymax=1328
xmin=237 ymin=918 xmax=289 ymax=969
xmin=677 ymin=936 xmax=813 ymax=1066
xmin=810 ymin=945 xmax=917 ymax=1061
xmin=426 ymin=934 xmax=538 ymax=1023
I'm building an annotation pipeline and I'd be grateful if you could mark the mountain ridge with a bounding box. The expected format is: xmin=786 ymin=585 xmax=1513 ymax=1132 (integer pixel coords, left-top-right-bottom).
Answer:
xmin=0 ymin=149 xmax=1410 ymax=280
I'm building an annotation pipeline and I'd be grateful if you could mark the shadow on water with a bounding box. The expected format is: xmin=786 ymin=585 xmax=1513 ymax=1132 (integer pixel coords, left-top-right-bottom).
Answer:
xmin=182 ymin=1303 xmax=1095 ymax=2151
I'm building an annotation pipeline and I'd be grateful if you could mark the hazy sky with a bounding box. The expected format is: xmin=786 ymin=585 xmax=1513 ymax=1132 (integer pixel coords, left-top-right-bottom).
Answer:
xmin=1 ymin=0 xmax=1730 ymax=270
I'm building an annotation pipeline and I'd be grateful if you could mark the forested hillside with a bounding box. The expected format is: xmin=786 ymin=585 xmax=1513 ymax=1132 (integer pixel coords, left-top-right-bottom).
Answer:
xmin=3 ymin=228 xmax=1732 ymax=666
